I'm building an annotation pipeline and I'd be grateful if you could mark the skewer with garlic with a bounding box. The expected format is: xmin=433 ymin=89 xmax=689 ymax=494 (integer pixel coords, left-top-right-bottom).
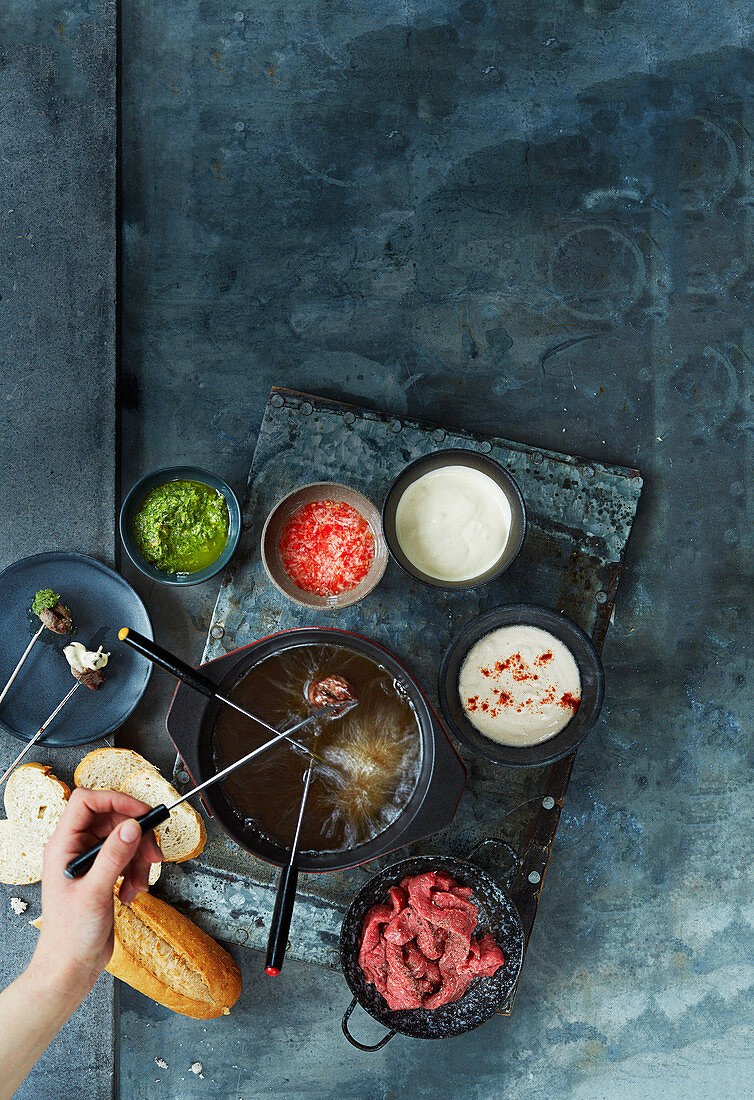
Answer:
xmin=63 ymin=642 xmax=110 ymax=691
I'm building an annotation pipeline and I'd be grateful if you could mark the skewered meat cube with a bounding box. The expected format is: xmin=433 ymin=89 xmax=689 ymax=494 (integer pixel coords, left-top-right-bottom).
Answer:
xmin=72 ymin=667 xmax=106 ymax=691
xmin=37 ymin=601 xmax=72 ymax=635
xmin=63 ymin=642 xmax=109 ymax=691
xmin=306 ymin=674 xmax=357 ymax=709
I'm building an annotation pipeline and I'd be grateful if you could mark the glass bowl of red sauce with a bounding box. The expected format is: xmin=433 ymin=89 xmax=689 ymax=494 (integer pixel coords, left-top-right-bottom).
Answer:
xmin=261 ymin=483 xmax=389 ymax=610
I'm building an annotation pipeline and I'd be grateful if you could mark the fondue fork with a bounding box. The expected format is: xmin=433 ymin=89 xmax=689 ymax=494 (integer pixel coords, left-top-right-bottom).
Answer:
xmin=0 ymin=624 xmax=45 ymax=710
xmin=0 ymin=682 xmax=80 ymax=790
xmin=63 ymin=703 xmax=352 ymax=879
xmin=265 ymin=748 xmax=316 ymax=976
xmin=118 ymin=628 xmax=322 ymax=760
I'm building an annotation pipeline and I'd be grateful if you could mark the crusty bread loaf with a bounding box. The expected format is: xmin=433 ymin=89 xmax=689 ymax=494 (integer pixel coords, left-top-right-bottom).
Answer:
xmin=0 ymin=764 xmax=70 ymax=885
xmin=32 ymin=889 xmax=242 ymax=1018
xmin=75 ymin=747 xmax=206 ymax=864
xmin=107 ymin=889 xmax=242 ymax=1018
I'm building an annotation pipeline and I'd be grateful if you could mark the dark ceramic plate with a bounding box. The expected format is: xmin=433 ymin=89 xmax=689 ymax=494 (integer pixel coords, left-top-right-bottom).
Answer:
xmin=438 ymin=604 xmax=604 ymax=767
xmin=0 ymin=552 xmax=153 ymax=746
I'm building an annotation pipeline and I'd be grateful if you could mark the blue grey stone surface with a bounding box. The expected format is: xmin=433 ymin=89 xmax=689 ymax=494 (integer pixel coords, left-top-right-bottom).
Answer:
xmin=112 ymin=0 xmax=752 ymax=1095
xmin=0 ymin=2 xmax=117 ymax=1097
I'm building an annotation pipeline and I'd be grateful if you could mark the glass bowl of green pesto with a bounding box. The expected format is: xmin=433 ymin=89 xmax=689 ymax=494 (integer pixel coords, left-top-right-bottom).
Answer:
xmin=119 ymin=466 xmax=242 ymax=586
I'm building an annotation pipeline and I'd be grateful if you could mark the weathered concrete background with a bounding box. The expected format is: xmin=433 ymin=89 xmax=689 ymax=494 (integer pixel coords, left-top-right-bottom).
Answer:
xmin=118 ymin=0 xmax=753 ymax=1096
xmin=0 ymin=2 xmax=117 ymax=1097
xmin=4 ymin=0 xmax=744 ymax=1094
xmin=118 ymin=0 xmax=754 ymax=1089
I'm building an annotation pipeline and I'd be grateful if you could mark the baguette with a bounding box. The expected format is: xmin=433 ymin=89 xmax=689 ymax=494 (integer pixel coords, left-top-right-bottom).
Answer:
xmin=108 ymin=890 xmax=242 ymax=1018
xmin=32 ymin=889 xmax=243 ymax=1019
xmin=74 ymin=747 xmax=161 ymax=791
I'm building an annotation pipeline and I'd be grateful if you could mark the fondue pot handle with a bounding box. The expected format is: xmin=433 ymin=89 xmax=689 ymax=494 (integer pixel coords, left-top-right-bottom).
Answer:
xmin=119 ymin=628 xmax=219 ymax=698
xmin=465 ymin=837 xmax=519 ymax=890
xmin=341 ymin=998 xmax=397 ymax=1051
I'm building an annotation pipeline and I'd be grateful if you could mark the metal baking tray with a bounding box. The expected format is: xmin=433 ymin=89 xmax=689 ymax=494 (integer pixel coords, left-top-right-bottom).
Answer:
xmin=164 ymin=386 xmax=642 ymax=1013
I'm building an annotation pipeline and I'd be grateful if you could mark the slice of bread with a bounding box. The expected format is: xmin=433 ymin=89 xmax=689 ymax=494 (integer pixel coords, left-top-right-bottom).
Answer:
xmin=74 ymin=747 xmax=161 ymax=792
xmin=0 ymin=764 xmax=70 ymax=885
xmin=121 ymin=769 xmax=206 ymax=863
xmin=76 ymin=747 xmax=206 ymax=864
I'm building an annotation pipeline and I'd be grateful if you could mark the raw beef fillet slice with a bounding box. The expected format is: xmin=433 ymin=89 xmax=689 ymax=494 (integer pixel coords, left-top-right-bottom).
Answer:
xmin=384 ymin=943 xmax=423 ymax=1009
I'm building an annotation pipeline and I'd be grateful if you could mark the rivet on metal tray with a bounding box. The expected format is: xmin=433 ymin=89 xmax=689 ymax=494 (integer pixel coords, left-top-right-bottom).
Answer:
xmin=344 ymin=411 xmax=355 ymax=425
xmin=300 ymin=401 xmax=313 ymax=415
xmin=271 ymin=393 xmax=284 ymax=408
xmin=532 ymin=451 xmax=543 ymax=464
xmin=528 ymin=871 xmax=541 ymax=884
xmin=595 ymin=590 xmax=608 ymax=604
xmin=176 ymin=771 xmax=190 ymax=785
xmin=211 ymin=624 xmax=225 ymax=640
xmin=583 ymin=466 xmax=594 ymax=478
xmin=479 ymin=441 xmax=492 ymax=453
xmin=542 ymin=796 xmax=555 ymax=810
xmin=389 ymin=418 xmax=402 ymax=433
xmin=432 ymin=428 xmax=445 ymax=442
xmin=631 ymin=475 xmax=643 ymax=488
xmin=327 ymin=948 xmax=341 ymax=967
xmin=235 ymin=928 xmax=249 ymax=944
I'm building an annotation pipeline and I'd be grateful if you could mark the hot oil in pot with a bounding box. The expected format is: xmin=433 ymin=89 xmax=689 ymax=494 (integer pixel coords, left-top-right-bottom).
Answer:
xmin=212 ymin=644 xmax=422 ymax=852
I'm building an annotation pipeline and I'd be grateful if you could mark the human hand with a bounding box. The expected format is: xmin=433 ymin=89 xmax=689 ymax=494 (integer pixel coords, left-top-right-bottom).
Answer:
xmin=30 ymin=788 xmax=163 ymax=999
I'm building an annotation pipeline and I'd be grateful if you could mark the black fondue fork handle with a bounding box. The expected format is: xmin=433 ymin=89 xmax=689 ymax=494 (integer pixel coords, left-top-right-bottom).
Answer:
xmin=118 ymin=627 xmax=219 ymax=698
xmin=64 ymin=805 xmax=171 ymax=879
xmin=265 ymin=864 xmax=299 ymax=975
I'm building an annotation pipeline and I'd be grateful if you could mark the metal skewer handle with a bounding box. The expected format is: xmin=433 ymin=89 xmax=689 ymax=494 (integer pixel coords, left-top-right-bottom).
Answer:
xmin=265 ymin=757 xmax=315 ymax=976
xmin=118 ymin=627 xmax=319 ymax=758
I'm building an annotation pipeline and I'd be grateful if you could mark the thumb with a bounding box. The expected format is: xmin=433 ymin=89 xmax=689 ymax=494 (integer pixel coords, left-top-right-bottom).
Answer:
xmin=85 ymin=818 xmax=143 ymax=897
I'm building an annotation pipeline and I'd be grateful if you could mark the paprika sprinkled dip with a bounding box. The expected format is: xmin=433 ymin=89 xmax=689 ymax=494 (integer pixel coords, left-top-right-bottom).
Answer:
xmin=458 ymin=625 xmax=581 ymax=747
xmin=262 ymin=482 xmax=388 ymax=609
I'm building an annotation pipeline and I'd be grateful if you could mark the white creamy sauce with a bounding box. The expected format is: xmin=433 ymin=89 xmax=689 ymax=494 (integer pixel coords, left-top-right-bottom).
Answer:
xmin=63 ymin=642 xmax=110 ymax=675
xmin=394 ymin=466 xmax=512 ymax=581
xmin=458 ymin=625 xmax=581 ymax=746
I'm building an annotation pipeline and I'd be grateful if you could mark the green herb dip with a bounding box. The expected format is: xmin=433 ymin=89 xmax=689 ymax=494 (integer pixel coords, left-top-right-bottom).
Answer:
xmin=133 ymin=480 xmax=230 ymax=574
xmin=31 ymin=589 xmax=60 ymax=615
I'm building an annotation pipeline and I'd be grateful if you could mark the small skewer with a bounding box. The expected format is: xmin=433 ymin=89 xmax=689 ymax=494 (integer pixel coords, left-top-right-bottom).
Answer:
xmin=118 ymin=628 xmax=354 ymax=763
xmin=63 ymin=702 xmax=355 ymax=879
xmin=0 ymin=682 xmax=80 ymax=789
xmin=0 ymin=624 xmax=45 ymax=710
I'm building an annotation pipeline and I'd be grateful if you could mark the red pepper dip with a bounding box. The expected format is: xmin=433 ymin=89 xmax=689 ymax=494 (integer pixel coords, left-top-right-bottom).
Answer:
xmin=279 ymin=499 xmax=375 ymax=597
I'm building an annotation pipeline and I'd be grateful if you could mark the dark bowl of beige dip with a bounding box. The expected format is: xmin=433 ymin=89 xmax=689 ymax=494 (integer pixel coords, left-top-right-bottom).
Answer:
xmin=438 ymin=604 xmax=604 ymax=767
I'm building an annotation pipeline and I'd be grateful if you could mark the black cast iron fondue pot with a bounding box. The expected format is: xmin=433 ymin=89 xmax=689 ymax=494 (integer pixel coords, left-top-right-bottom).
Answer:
xmin=165 ymin=628 xmax=467 ymax=872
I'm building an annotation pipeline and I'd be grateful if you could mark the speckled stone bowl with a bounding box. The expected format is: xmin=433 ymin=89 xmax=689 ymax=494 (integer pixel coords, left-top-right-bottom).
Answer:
xmin=261 ymin=481 xmax=388 ymax=610
xmin=339 ymin=852 xmax=524 ymax=1048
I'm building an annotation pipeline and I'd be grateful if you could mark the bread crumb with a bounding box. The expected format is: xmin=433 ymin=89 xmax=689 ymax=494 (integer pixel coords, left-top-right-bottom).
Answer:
xmin=10 ymin=897 xmax=27 ymax=915
xmin=155 ymin=1057 xmax=168 ymax=1069
xmin=190 ymin=1062 xmax=204 ymax=1078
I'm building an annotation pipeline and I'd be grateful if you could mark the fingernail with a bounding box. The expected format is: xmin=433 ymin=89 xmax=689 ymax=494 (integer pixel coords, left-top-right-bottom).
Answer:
xmin=120 ymin=819 xmax=141 ymax=843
